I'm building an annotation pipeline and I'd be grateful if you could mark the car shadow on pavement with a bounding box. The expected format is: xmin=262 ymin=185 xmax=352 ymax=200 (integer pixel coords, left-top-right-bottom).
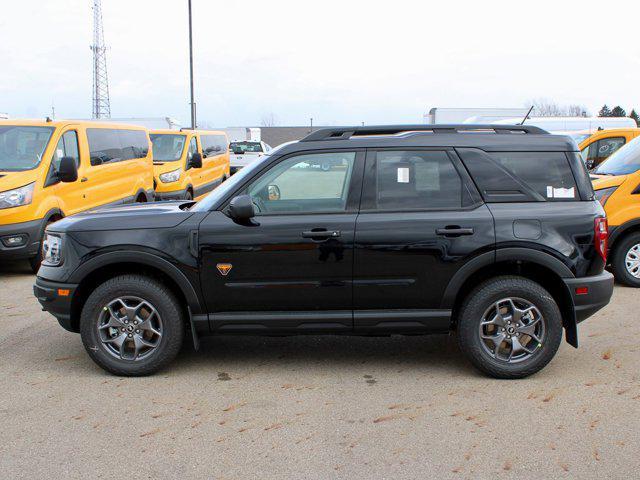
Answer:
xmin=0 ymin=260 xmax=32 ymax=276
xmin=171 ymin=333 xmax=476 ymax=377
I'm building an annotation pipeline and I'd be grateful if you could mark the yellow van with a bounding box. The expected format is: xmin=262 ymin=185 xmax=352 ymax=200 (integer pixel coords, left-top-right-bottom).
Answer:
xmin=591 ymin=136 xmax=640 ymax=286
xmin=0 ymin=119 xmax=153 ymax=271
xmin=150 ymin=129 xmax=230 ymax=201
xmin=579 ymin=128 xmax=640 ymax=170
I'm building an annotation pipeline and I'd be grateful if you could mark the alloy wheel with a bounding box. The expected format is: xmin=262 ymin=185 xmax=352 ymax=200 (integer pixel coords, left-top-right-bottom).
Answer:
xmin=624 ymin=243 xmax=640 ymax=278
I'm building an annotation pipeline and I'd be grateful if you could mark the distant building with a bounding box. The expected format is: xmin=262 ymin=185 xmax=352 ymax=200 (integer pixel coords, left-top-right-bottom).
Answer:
xmin=0 ymin=112 xmax=8 ymax=119
xmin=425 ymin=107 xmax=529 ymax=124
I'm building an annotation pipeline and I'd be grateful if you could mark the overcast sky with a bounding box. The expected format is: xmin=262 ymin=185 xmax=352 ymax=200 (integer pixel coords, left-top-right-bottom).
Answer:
xmin=1 ymin=0 xmax=639 ymax=127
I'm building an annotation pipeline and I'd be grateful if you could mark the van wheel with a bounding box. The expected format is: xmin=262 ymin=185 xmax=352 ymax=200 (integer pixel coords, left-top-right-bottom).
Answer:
xmin=135 ymin=194 xmax=147 ymax=203
xmin=29 ymin=217 xmax=59 ymax=273
xmin=80 ymin=275 xmax=184 ymax=376
xmin=457 ymin=276 xmax=563 ymax=379
xmin=611 ymin=232 xmax=640 ymax=287
xmin=185 ymin=189 xmax=193 ymax=201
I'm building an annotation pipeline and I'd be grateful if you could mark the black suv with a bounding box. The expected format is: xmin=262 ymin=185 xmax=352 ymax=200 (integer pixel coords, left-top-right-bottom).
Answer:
xmin=34 ymin=125 xmax=614 ymax=378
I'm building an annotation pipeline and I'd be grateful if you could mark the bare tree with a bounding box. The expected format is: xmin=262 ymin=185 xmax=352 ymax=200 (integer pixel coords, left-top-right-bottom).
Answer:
xmin=526 ymin=98 xmax=589 ymax=117
xmin=261 ymin=113 xmax=278 ymax=127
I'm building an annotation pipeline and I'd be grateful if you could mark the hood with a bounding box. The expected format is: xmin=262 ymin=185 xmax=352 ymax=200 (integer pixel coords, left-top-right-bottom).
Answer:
xmin=153 ymin=160 xmax=184 ymax=176
xmin=0 ymin=170 xmax=38 ymax=192
xmin=591 ymin=174 xmax=628 ymax=190
xmin=48 ymin=201 xmax=196 ymax=233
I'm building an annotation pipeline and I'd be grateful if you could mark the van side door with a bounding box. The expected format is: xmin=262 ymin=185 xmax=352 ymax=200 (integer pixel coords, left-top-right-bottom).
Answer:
xmin=353 ymin=148 xmax=495 ymax=334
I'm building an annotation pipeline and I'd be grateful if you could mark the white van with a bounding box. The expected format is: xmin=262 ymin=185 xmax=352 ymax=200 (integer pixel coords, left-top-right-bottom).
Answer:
xmin=492 ymin=116 xmax=636 ymax=132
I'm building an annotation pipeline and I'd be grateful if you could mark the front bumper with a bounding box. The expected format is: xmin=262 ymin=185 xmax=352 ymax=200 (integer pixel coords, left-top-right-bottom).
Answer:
xmin=0 ymin=218 xmax=46 ymax=260
xmin=154 ymin=188 xmax=188 ymax=201
xmin=563 ymin=271 xmax=614 ymax=324
xmin=34 ymin=277 xmax=78 ymax=332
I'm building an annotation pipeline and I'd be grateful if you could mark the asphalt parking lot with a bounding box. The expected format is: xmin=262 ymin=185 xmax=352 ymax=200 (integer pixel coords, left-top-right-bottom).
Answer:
xmin=1 ymin=261 xmax=639 ymax=479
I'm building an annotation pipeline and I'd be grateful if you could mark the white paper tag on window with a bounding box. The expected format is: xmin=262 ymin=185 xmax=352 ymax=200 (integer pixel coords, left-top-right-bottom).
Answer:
xmin=553 ymin=187 xmax=575 ymax=198
xmin=57 ymin=148 xmax=64 ymax=158
xmin=397 ymin=167 xmax=410 ymax=183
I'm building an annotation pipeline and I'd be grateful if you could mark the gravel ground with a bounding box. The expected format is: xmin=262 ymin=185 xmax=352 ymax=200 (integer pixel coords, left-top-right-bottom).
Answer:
xmin=0 ymin=260 xmax=638 ymax=479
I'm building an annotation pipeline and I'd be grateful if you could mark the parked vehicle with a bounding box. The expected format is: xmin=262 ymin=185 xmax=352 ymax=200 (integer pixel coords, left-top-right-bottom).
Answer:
xmin=229 ymin=140 xmax=271 ymax=174
xmin=151 ymin=129 xmax=230 ymax=200
xmin=493 ymin=116 xmax=637 ymax=132
xmin=591 ymin=136 xmax=640 ymax=286
xmin=0 ymin=119 xmax=153 ymax=271
xmin=34 ymin=125 xmax=613 ymax=378
xmin=578 ymin=128 xmax=640 ymax=170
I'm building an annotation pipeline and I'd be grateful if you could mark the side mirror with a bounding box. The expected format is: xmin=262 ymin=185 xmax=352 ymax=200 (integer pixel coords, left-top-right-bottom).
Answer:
xmin=228 ymin=194 xmax=255 ymax=221
xmin=190 ymin=152 xmax=203 ymax=169
xmin=58 ymin=156 xmax=78 ymax=183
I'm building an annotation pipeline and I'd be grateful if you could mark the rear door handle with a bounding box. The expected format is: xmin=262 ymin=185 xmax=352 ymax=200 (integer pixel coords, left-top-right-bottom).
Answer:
xmin=302 ymin=229 xmax=341 ymax=240
xmin=436 ymin=226 xmax=474 ymax=236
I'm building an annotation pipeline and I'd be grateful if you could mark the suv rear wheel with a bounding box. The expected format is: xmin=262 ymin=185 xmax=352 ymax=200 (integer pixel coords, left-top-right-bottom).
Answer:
xmin=611 ymin=232 xmax=640 ymax=287
xmin=457 ymin=276 xmax=563 ymax=379
xmin=80 ymin=274 xmax=184 ymax=376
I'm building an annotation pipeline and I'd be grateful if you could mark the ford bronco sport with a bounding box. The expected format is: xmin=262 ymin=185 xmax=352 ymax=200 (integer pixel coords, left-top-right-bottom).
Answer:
xmin=34 ymin=125 xmax=614 ymax=378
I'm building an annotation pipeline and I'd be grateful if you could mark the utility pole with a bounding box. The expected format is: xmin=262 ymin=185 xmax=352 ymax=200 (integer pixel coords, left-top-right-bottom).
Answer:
xmin=90 ymin=0 xmax=111 ymax=119
xmin=188 ymin=0 xmax=196 ymax=129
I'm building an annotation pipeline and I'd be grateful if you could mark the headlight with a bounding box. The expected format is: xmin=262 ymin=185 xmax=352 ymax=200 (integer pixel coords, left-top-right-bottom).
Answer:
xmin=594 ymin=186 xmax=618 ymax=206
xmin=159 ymin=169 xmax=181 ymax=183
xmin=42 ymin=233 xmax=63 ymax=266
xmin=0 ymin=183 xmax=35 ymax=210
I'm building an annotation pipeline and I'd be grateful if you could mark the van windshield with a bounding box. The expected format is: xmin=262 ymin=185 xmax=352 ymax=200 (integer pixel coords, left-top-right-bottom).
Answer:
xmin=230 ymin=141 xmax=263 ymax=153
xmin=594 ymin=136 xmax=640 ymax=176
xmin=150 ymin=133 xmax=187 ymax=162
xmin=0 ymin=125 xmax=54 ymax=171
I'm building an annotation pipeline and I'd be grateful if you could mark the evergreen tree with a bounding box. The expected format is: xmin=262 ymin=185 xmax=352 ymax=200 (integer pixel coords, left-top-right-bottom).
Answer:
xmin=598 ymin=105 xmax=612 ymax=117
xmin=629 ymin=109 xmax=639 ymax=127
xmin=611 ymin=106 xmax=627 ymax=117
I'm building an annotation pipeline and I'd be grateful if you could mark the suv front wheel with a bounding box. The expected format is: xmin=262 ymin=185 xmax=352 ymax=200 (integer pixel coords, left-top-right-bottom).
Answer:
xmin=80 ymin=274 xmax=184 ymax=376
xmin=457 ymin=276 xmax=563 ymax=379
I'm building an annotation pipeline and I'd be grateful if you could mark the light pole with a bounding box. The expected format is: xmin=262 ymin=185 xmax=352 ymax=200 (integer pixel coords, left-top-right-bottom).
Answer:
xmin=188 ymin=0 xmax=196 ymax=129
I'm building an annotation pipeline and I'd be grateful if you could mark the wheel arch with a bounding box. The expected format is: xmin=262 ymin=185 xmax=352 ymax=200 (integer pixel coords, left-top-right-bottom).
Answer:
xmin=442 ymin=248 xmax=578 ymax=347
xmin=68 ymin=251 xmax=203 ymax=333
xmin=609 ymin=219 xmax=640 ymax=258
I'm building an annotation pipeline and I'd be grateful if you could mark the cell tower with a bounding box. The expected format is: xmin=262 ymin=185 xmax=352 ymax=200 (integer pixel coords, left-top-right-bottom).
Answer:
xmin=91 ymin=0 xmax=111 ymax=118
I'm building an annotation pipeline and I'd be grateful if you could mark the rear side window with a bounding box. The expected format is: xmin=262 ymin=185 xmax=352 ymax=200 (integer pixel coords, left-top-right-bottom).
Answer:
xmin=87 ymin=129 xmax=149 ymax=166
xmin=490 ymin=152 xmax=578 ymax=201
xmin=201 ymin=134 xmax=227 ymax=156
xmin=363 ymin=150 xmax=470 ymax=210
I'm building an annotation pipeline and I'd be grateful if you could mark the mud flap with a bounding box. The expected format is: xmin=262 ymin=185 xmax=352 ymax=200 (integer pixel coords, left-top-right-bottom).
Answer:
xmin=187 ymin=306 xmax=200 ymax=351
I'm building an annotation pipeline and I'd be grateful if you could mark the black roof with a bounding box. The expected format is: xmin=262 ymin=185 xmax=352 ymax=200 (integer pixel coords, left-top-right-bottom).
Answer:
xmin=277 ymin=125 xmax=578 ymax=153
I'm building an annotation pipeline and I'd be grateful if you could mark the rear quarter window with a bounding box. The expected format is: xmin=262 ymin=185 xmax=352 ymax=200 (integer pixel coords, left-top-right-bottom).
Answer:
xmin=490 ymin=152 xmax=579 ymax=202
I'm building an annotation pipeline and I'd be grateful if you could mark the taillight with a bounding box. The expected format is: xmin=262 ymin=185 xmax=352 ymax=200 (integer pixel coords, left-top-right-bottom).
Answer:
xmin=594 ymin=217 xmax=608 ymax=262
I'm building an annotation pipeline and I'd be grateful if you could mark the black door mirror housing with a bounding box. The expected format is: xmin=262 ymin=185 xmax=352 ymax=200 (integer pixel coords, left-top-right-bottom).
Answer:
xmin=228 ymin=194 xmax=255 ymax=222
xmin=58 ymin=156 xmax=78 ymax=183
xmin=190 ymin=152 xmax=203 ymax=169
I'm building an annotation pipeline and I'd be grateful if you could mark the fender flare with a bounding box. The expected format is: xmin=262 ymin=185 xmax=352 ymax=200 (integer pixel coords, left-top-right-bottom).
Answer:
xmin=68 ymin=250 xmax=204 ymax=314
xmin=609 ymin=218 xmax=640 ymax=248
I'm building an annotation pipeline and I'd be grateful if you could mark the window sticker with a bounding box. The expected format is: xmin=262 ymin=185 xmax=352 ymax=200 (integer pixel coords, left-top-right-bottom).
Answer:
xmin=546 ymin=186 xmax=575 ymax=199
xmin=57 ymin=148 xmax=64 ymax=158
xmin=397 ymin=167 xmax=410 ymax=183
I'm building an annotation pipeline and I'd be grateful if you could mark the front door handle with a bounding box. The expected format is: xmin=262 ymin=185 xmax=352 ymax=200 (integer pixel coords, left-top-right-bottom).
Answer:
xmin=80 ymin=177 xmax=88 ymax=182
xmin=302 ymin=229 xmax=341 ymax=240
xmin=436 ymin=226 xmax=474 ymax=237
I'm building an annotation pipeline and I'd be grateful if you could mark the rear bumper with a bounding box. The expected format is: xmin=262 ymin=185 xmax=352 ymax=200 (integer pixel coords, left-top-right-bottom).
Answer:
xmin=0 ymin=218 xmax=46 ymax=260
xmin=33 ymin=277 xmax=78 ymax=332
xmin=563 ymin=271 xmax=614 ymax=324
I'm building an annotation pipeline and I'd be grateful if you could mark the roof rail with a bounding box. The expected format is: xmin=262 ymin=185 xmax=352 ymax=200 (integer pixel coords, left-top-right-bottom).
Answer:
xmin=300 ymin=124 xmax=549 ymax=142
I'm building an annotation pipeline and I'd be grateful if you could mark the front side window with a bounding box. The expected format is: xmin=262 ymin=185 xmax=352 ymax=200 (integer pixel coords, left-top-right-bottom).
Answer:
xmin=150 ymin=133 xmax=186 ymax=162
xmin=369 ymin=150 xmax=464 ymax=210
xmin=245 ymin=152 xmax=356 ymax=214
xmin=187 ymin=137 xmax=198 ymax=160
xmin=0 ymin=125 xmax=54 ymax=171
xmin=596 ymin=137 xmax=625 ymax=161
xmin=594 ymin=136 xmax=640 ymax=176
xmin=51 ymin=130 xmax=80 ymax=170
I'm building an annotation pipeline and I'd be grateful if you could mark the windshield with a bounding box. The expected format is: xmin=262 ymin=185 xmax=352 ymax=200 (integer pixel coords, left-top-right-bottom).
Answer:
xmin=230 ymin=141 xmax=263 ymax=153
xmin=570 ymin=132 xmax=592 ymax=144
xmin=594 ymin=136 xmax=640 ymax=176
xmin=150 ymin=133 xmax=187 ymax=162
xmin=0 ymin=125 xmax=54 ymax=171
xmin=191 ymin=155 xmax=269 ymax=212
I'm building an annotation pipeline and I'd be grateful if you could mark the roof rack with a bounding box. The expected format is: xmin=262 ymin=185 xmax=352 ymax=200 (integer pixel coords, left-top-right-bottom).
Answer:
xmin=300 ymin=124 xmax=548 ymax=142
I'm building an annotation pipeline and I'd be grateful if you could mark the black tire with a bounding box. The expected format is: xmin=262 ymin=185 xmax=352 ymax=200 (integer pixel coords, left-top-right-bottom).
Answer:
xmin=184 ymin=189 xmax=193 ymax=201
xmin=457 ymin=276 xmax=563 ymax=379
xmin=80 ymin=274 xmax=184 ymax=376
xmin=28 ymin=253 xmax=42 ymax=274
xmin=611 ymin=232 xmax=640 ymax=287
